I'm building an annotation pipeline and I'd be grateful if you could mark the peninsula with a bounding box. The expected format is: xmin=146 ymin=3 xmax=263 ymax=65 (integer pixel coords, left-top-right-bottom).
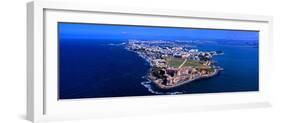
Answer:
xmin=126 ymin=40 xmax=223 ymax=89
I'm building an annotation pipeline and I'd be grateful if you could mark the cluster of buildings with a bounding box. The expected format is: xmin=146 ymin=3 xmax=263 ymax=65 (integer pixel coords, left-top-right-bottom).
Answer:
xmin=153 ymin=66 xmax=217 ymax=88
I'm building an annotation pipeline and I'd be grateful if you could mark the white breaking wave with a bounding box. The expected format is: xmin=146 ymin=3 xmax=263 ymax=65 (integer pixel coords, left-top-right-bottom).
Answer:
xmin=140 ymin=76 xmax=185 ymax=95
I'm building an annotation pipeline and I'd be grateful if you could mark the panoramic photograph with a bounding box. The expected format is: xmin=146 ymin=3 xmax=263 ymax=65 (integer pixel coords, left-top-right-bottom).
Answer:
xmin=58 ymin=22 xmax=259 ymax=99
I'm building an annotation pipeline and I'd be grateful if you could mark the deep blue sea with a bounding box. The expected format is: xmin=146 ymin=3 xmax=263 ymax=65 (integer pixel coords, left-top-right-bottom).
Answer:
xmin=59 ymin=39 xmax=258 ymax=99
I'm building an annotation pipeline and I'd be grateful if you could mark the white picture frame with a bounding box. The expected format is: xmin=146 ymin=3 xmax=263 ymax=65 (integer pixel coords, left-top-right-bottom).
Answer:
xmin=27 ymin=0 xmax=273 ymax=122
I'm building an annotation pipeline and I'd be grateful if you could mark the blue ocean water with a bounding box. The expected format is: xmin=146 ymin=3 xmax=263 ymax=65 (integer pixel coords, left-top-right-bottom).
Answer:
xmin=59 ymin=39 xmax=258 ymax=99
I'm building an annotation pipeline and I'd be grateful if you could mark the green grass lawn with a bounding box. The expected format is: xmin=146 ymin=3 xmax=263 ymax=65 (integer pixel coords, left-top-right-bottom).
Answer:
xmin=165 ymin=57 xmax=185 ymax=68
xmin=166 ymin=56 xmax=207 ymax=68
xmin=183 ymin=60 xmax=205 ymax=68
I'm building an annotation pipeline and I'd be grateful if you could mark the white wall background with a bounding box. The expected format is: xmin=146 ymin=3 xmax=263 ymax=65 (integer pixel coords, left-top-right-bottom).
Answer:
xmin=0 ymin=0 xmax=280 ymax=122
